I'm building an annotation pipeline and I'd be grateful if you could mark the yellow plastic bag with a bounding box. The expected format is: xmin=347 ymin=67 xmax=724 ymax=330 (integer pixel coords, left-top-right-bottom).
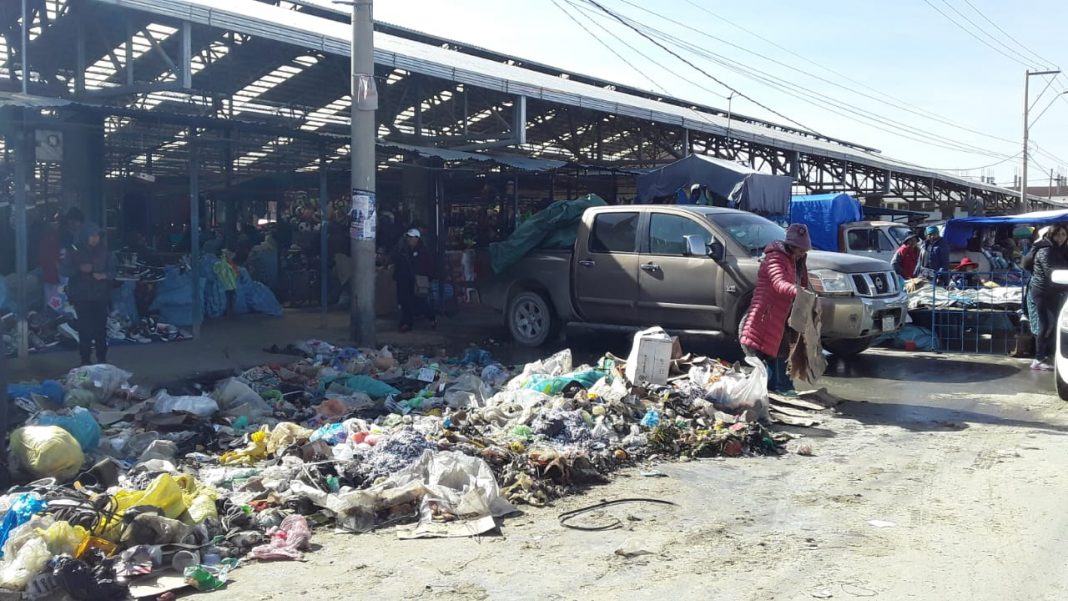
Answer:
xmin=220 ymin=428 xmax=268 ymax=465
xmin=37 ymin=520 xmax=89 ymax=556
xmin=9 ymin=426 xmax=85 ymax=481
xmin=102 ymin=474 xmax=189 ymax=541
xmin=267 ymin=423 xmax=312 ymax=455
xmin=174 ymin=474 xmax=219 ymax=524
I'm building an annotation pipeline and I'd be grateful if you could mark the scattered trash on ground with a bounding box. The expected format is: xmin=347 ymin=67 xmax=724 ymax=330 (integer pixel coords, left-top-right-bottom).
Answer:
xmin=0 ymin=332 xmax=834 ymax=597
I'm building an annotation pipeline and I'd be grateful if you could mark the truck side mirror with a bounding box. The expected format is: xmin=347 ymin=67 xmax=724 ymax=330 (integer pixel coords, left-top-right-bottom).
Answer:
xmin=683 ymin=235 xmax=707 ymax=257
xmin=709 ymin=239 xmax=726 ymax=262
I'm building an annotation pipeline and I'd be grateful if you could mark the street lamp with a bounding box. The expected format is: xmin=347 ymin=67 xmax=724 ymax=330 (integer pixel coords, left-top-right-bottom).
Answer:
xmin=1022 ymin=69 xmax=1061 ymax=211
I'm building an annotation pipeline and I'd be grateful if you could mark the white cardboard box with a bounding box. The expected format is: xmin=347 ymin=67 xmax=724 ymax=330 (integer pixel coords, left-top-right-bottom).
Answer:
xmin=625 ymin=327 xmax=674 ymax=386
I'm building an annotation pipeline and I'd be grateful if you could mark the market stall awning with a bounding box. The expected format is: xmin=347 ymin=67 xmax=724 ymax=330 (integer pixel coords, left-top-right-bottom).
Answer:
xmin=943 ymin=209 xmax=1068 ymax=248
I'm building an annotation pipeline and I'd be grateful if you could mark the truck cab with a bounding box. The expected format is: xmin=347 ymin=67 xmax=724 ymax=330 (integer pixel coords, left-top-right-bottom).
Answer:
xmin=839 ymin=221 xmax=913 ymax=263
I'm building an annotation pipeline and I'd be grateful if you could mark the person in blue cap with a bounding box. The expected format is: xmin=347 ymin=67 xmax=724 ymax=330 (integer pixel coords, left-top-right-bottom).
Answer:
xmin=920 ymin=225 xmax=950 ymax=284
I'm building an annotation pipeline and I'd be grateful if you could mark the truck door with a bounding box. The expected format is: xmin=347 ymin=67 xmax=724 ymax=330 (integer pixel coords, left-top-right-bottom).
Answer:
xmin=637 ymin=212 xmax=723 ymax=330
xmin=573 ymin=211 xmax=641 ymax=324
xmin=844 ymin=227 xmax=897 ymax=263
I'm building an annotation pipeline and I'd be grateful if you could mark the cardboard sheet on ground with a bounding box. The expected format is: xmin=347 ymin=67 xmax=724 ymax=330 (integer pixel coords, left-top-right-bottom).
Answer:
xmin=396 ymin=514 xmax=497 ymax=539
xmin=128 ymin=574 xmax=190 ymax=598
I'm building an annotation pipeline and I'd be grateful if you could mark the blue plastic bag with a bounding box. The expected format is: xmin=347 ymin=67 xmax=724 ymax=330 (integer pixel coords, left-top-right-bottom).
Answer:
xmin=321 ymin=375 xmax=400 ymax=399
xmin=523 ymin=370 xmax=603 ymax=395
xmin=0 ymin=494 xmax=47 ymax=558
xmin=35 ymin=407 xmax=102 ymax=452
xmin=309 ymin=422 xmax=347 ymax=445
xmin=460 ymin=349 xmax=493 ymax=367
xmin=6 ymin=380 xmax=65 ymax=406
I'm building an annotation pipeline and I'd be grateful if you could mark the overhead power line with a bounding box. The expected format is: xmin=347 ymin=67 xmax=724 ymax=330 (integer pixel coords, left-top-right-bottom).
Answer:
xmin=570 ymin=0 xmax=1014 ymax=160
xmin=678 ymin=0 xmax=1016 ymax=146
xmin=958 ymin=0 xmax=1056 ymax=68
xmin=576 ymin=0 xmax=823 ymax=135
xmin=936 ymin=0 xmax=1040 ymax=67
xmin=922 ymin=0 xmax=1033 ymax=68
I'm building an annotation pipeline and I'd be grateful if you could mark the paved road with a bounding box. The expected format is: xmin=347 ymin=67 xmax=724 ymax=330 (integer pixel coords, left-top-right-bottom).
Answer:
xmin=225 ymin=348 xmax=1068 ymax=601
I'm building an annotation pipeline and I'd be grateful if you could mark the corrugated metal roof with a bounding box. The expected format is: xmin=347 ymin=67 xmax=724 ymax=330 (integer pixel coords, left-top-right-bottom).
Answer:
xmin=380 ymin=141 xmax=565 ymax=171
xmin=87 ymin=0 xmax=1012 ymax=196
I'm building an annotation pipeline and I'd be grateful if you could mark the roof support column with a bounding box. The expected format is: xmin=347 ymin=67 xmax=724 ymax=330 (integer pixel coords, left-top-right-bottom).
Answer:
xmin=125 ymin=20 xmax=134 ymax=87
xmin=12 ymin=109 xmax=30 ymax=358
xmin=75 ymin=17 xmax=86 ymax=94
xmin=513 ymin=95 xmax=527 ymax=145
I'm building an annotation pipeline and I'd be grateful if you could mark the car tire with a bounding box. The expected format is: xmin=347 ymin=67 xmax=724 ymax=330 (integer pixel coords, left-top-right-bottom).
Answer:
xmin=507 ymin=290 xmax=556 ymax=347
xmin=1056 ymin=361 xmax=1068 ymax=401
xmin=823 ymin=337 xmax=872 ymax=357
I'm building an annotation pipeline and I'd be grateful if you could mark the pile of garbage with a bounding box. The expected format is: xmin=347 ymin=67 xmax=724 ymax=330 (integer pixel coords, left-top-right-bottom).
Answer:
xmin=0 ymin=329 xmax=832 ymax=597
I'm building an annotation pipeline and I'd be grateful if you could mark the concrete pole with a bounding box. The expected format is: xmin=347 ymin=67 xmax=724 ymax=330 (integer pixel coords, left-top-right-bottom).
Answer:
xmin=350 ymin=0 xmax=376 ymax=345
xmin=1021 ymin=71 xmax=1029 ymax=213
xmin=20 ymin=0 xmax=28 ymax=95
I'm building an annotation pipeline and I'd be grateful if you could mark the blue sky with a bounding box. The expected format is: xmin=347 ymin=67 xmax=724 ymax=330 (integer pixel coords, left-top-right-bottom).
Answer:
xmin=374 ymin=0 xmax=1068 ymax=187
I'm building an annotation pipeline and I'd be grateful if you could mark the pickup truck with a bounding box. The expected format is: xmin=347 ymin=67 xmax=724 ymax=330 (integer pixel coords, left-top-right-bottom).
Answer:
xmin=481 ymin=205 xmax=909 ymax=356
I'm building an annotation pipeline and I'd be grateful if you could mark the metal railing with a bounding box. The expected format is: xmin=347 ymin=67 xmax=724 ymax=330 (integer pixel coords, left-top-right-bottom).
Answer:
xmin=915 ymin=270 xmax=1027 ymax=354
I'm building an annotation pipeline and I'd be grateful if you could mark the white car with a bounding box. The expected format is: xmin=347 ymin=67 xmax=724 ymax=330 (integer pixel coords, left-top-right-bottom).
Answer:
xmin=1054 ymin=270 xmax=1068 ymax=399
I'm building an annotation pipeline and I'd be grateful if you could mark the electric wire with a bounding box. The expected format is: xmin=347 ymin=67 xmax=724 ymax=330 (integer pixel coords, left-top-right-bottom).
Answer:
xmin=958 ymin=0 xmax=1056 ymax=67
xmin=936 ymin=0 xmax=1041 ymax=67
xmin=576 ymin=0 xmax=823 ymax=135
xmin=922 ymin=0 xmax=1034 ymax=68
xmin=571 ymin=0 xmax=1014 ymax=160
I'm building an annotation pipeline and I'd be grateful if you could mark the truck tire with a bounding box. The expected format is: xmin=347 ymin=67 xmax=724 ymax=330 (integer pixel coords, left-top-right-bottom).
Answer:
xmin=823 ymin=337 xmax=872 ymax=357
xmin=507 ymin=291 xmax=556 ymax=347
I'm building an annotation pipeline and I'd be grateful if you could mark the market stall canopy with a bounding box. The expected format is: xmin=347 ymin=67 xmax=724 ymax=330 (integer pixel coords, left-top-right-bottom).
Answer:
xmin=790 ymin=193 xmax=863 ymax=252
xmin=635 ymin=154 xmax=793 ymax=214
xmin=942 ymin=209 xmax=1068 ymax=248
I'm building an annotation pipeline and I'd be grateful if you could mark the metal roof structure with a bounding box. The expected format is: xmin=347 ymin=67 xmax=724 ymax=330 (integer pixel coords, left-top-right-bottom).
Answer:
xmin=0 ymin=0 xmax=1047 ymax=211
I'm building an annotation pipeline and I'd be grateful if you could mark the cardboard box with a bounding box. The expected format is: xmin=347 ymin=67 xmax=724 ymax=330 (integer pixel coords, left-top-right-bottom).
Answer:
xmin=625 ymin=327 xmax=674 ymax=386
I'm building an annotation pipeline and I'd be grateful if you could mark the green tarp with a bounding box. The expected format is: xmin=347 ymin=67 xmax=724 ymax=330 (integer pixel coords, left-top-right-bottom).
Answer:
xmin=489 ymin=194 xmax=606 ymax=274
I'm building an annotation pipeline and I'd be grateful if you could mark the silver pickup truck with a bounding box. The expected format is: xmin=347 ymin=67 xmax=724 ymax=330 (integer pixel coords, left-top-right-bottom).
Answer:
xmin=481 ymin=205 xmax=908 ymax=356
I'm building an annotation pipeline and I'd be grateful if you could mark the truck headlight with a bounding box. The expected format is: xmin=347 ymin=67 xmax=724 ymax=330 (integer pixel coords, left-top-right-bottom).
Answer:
xmin=809 ymin=269 xmax=853 ymax=296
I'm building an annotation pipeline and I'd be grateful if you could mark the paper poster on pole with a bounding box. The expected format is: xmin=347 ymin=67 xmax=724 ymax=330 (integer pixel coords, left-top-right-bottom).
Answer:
xmin=350 ymin=189 xmax=377 ymax=241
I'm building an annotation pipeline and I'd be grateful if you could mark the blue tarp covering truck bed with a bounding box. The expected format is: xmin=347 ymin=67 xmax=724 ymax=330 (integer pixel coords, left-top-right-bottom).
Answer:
xmin=789 ymin=193 xmax=863 ymax=252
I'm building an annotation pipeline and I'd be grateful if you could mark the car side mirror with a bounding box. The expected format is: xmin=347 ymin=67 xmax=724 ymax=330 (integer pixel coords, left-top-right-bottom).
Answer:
xmin=709 ymin=239 xmax=725 ymax=262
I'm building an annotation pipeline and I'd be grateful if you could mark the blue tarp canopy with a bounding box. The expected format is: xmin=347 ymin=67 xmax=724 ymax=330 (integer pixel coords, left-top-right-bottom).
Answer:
xmin=942 ymin=208 xmax=1068 ymax=248
xmin=635 ymin=154 xmax=792 ymax=214
xmin=790 ymin=193 xmax=863 ymax=252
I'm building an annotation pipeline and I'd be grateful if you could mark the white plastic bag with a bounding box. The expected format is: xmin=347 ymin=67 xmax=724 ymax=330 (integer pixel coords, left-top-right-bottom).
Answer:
xmin=213 ymin=378 xmax=271 ymax=418
xmin=64 ymin=364 xmax=132 ymax=403
xmin=153 ymin=392 xmax=219 ymax=417
xmin=708 ymin=357 xmax=769 ymax=420
xmin=0 ymin=536 xmax=51 ymax=589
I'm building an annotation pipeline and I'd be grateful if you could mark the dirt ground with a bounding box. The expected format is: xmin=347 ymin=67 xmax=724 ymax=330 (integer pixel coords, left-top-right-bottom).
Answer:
xmin=219 ymin=350 xmax=1068 ymax=601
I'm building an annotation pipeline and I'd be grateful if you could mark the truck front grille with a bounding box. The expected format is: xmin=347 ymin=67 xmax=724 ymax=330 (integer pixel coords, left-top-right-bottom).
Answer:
xmin=851 ymin=272 xmax=897 ymax=297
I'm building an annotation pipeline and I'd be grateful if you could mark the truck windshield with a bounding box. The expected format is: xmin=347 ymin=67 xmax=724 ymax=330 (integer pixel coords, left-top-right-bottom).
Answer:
xmin=707 ymin=213 xmax=786 ymax=256
xmin=888 ymin=226 xmax=912 ymax=246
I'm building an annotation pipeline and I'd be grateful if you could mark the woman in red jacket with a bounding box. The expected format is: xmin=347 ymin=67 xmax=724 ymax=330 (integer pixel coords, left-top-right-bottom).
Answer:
xmin=739 ymin=223 xmax=812 ymax=393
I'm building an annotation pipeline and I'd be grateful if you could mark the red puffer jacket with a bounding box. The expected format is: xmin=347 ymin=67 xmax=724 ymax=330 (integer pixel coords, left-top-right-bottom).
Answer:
xmin=739 ymin=241 xmax=809 ymax=357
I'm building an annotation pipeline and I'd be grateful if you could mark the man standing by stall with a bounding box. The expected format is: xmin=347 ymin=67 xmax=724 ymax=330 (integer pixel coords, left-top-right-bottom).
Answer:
xmin=920 ymin=226 xmax=950 ymax=284
xmin=891 ymin=235 xmax=921 ymax=280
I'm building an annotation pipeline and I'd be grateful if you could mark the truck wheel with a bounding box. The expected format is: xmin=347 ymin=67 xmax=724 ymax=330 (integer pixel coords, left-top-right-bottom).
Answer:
xmin=1056 ymin=361 xmax=1068 ymax=401
xmin=508 ymin=291 xmax=555 ymax=347
xmin=823 ymin=338 xmax=872 ymax=357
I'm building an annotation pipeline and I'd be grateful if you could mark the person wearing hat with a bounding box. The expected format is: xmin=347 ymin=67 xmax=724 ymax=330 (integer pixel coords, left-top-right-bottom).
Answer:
xmin=891 ymin=234 xmax=921 ymax=280
xmin=920 ymin=225 xmax=950 ymax=284
xmin=1026 ymin=224 xmax=1068 ymax=371
xmin=392 ymin=228 xmax=437 ymax=333
xmin=950 ymin=257 xmax=983 ymax=289
xmin=739 ymin=223 xmax=812 ymax=394
xmin=61 ymin=223 xmax=116 ymax=365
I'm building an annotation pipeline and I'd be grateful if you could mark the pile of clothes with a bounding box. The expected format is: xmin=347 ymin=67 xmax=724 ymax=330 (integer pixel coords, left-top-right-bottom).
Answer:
xmin=0 ymin=335 xmax=835 ymax=597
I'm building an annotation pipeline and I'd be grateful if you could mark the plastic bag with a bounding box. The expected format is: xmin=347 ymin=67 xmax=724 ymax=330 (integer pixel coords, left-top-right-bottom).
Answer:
xmin=104 ymin=474 xmax=189 ymax=541
xmin=267 ymin=423 xmax=313 ymax=455
xmin=34 ymin=407 xmax=101 ymax=452
xmin=248 ymin=514 xmax=311 ymax=561
xmin=309 ymin=423 xmax=347 ymax=445
xmin=509 ymin=350 xmax=573 ymax=390
xmin=0 ymin=536 xmax=51 ymax=589
xmin=708 ymin=357 xmax=769 ymax=420
xmin=174 ymin=475 xmax=219 ymax=524
xmin=324 ymin=375 xmax=399 ymax=399
xmin=37 ymin=521 xmax=89 ymax=556
xmin=6 ymin=380 xmax=65 ymax=407
xmin=10 ymin=426 xmax=85 ymax=482
xmin=213 ymin=378 xmax=272 ymax=418
xmin=219 ymin=430 xmax=268 ymax=465
xmin=153 ymin=391 xmax=219 ymax=417
xmin=0 ymin=495 xmax=47 ymax=558
xmin=64 ymin=364 xmax=131 ymax=403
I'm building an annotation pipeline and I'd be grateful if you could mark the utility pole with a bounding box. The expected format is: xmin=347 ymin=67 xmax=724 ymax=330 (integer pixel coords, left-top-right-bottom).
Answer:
xmin=349 ymin=0 xmax=377 ymax=345
xmin=1022 ymin=69 xmax=1061 ymax=212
